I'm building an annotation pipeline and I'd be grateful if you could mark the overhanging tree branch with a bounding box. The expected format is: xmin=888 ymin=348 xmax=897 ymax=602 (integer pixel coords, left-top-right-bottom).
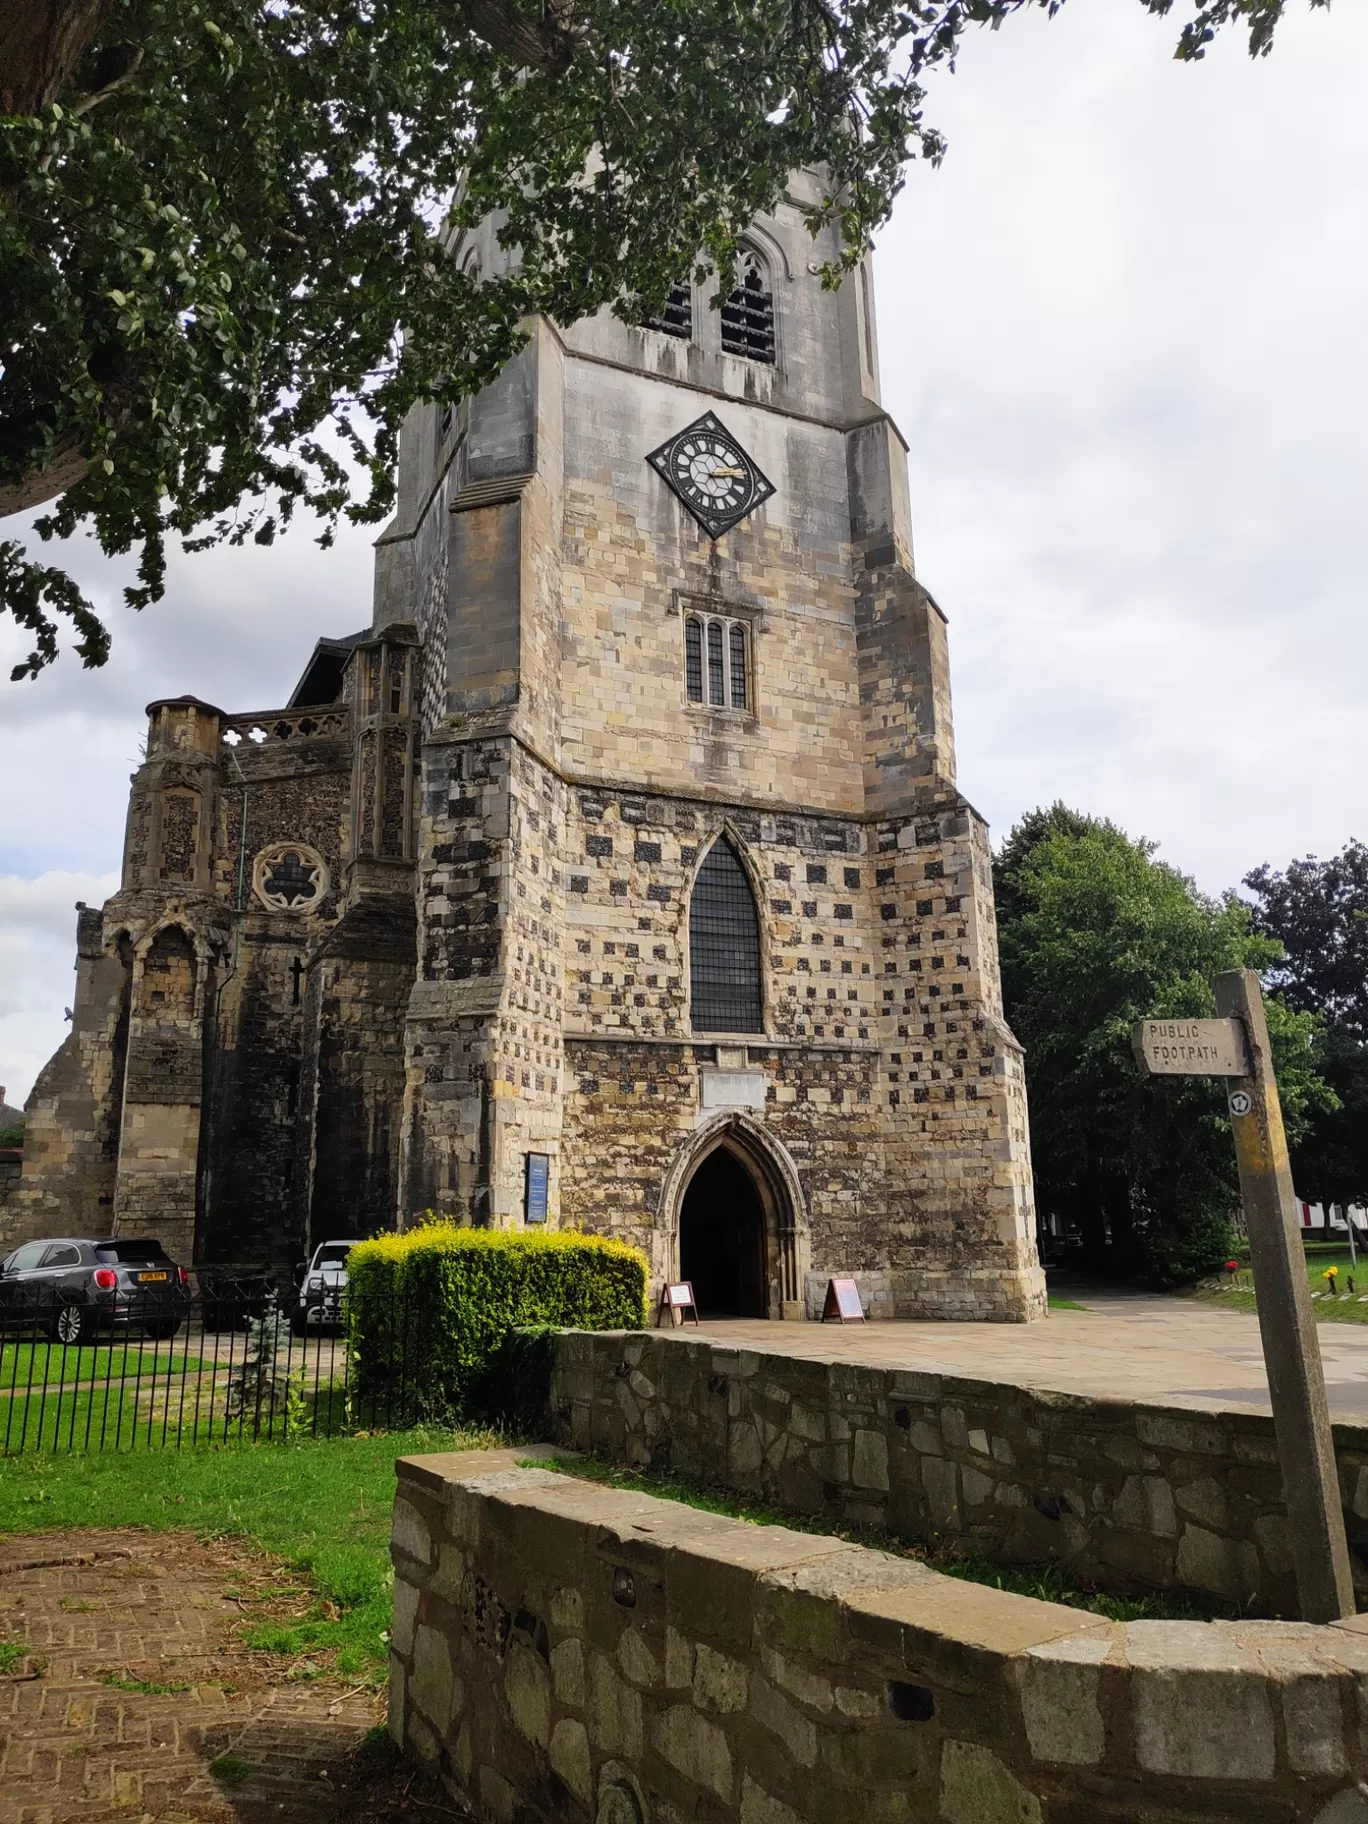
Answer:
xmin=445 ymin=0 xmax=578 ymax=74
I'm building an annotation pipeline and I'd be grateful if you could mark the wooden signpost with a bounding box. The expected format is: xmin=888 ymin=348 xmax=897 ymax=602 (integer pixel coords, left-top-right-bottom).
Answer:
xmin=656 ymin=1281 xmax=699 ymax=1328
xmin=1134 ymin=972 xmax=1355 ymax=1622
xmin=821 ymin=1277 xmax=865 ymax=1323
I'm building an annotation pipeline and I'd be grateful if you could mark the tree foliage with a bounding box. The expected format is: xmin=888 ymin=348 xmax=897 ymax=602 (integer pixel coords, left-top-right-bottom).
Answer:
xmin=0 ymin=0 xmax=1328 ymax=678
xmin=1243 ymin=842 xmax=1368 ymax=1209
xmin=996 ymin=804 xmax=1330 ymax=1284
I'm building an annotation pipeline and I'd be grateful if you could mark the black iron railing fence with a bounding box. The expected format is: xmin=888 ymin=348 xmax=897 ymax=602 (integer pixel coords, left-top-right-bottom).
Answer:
xmin=0 ymin=1285 xmax=438 ymax=1456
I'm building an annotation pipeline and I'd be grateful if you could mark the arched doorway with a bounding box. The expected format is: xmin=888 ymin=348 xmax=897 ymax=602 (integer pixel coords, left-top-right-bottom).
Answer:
xmin=678 ymin=1147 xmax=767 ymax=1317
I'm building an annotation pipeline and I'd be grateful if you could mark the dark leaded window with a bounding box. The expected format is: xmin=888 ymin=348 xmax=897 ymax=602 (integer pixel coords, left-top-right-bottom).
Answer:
xmin=684 ymin=613 xmax=749 ymax=711
xmin=690 ymin=837 xmax=763 ymax=1033
xmin=706 ymin=620 xmax=724 ymax=705
xmin=721 ymin=258 xmax=775 ymax=364
xmin=645 ymin=283 xmax=693 ymax=339
xmin=685 ymin=617 xmax=703 ymax=702
xmin=728 ymin=623 xmax=746 ymax=709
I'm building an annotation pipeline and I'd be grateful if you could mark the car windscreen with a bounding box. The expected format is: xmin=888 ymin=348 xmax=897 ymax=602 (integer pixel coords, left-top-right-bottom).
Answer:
xmin=313 ymin=1246 xmax=351 ymax=1268
xmin=93 ymin=1242 xmax=172 ymax=1264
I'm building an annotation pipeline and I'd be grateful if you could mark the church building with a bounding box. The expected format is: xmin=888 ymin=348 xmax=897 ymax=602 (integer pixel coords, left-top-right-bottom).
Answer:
xmin=9 ymin=174 xmax=1046 ymax=1322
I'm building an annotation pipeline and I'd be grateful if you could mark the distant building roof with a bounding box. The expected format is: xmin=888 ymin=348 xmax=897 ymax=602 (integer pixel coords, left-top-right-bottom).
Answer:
xmin=288 ymin=631 xmax=370 ymax=708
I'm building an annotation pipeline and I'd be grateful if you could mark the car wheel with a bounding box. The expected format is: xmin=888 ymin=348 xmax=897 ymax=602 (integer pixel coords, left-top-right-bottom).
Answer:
xmin=290 ymin=1309 xmax=309 ymax=1336
xmin=54 ymin=1303 xmax=95 ymax=1346
xmin=144 ymin=1316 xmax=181 ymax=1340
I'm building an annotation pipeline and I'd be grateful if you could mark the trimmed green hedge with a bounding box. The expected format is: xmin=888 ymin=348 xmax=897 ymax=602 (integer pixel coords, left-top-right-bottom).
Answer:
xmin=346 ymin=1224 xmax=647 ymax=1422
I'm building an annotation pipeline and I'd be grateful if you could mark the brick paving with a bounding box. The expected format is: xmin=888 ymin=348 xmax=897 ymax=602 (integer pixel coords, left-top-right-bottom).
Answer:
xmin=0 ymin=1529 xmax=432 ymax=1824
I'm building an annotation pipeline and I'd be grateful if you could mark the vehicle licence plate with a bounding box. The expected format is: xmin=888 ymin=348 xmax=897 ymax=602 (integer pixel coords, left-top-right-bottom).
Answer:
xmin=138 ymin=1271 xmax=168 ymax=1282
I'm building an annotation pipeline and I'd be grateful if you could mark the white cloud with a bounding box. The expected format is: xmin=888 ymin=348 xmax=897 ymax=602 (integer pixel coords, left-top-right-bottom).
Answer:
xmin=0 ymin=518 xmax=376 ymax=1098
xmin=0 ymin=872 xmax=120 ymax=1106
xmin=3 ymin=1 xmax=1365 ymax=1094
xmin=876 ymin=1 xmax=1368 ymax=889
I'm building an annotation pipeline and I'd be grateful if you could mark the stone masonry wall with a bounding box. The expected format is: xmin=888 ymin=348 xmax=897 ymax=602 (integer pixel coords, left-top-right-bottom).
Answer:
xmin=551 ymin=1330 xmax=1368 ymax=1620
xmin=0 ymin=909 xmax=129 ymax=1250
xmin=390 ymin=1446 xmax=1368 ymax=1824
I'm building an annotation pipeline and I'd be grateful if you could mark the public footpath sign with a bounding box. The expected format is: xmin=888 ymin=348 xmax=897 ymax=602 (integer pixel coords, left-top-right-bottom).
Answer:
xmin=1133 ymin=1018 xmax=1249 ymax=1077
xmin=1134 ymin=972 xmax=1355 ymax=1621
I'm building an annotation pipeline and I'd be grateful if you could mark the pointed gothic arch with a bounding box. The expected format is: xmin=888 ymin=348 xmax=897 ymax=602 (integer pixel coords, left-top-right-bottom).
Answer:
xmin=721 ymin=249 xmax=776 ymax=365
xmin=658 ymin=1113 xmax=809 ymax=1319
xmin=689 ymin=834 xmax=763 ymax=1034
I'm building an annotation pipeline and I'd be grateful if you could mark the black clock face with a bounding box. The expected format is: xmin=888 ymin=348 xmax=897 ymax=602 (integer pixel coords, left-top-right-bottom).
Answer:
xmin=646 ymin=412 xmax=775 ymax=539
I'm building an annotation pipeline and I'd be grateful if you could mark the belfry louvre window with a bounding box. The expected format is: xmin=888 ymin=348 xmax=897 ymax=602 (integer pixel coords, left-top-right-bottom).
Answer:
xmin=684 ymin=613 xmax=749 ymax=710
xmin=690 ymin=837 xmax=763 ymax=1033
xmin=721 ymin=257 xmax=775 ymax=364
xmin=645 ymin=283 xmax=693 ymax=339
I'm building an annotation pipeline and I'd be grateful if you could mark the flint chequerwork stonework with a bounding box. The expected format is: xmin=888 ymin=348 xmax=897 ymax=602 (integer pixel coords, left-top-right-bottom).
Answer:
xmin=11 ymin=178 xmax=1044 ymax=1318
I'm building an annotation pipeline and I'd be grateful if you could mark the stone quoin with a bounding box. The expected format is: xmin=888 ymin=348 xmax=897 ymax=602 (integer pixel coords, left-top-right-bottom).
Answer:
xmin=8 ymin=182 xmax=1045 ymax=1322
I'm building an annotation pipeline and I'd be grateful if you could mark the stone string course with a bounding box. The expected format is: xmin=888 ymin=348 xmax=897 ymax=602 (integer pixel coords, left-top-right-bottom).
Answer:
xmin=390 ymin=1447 xmax=1368 ymax=1824
xmin=550 ymin=1330 xmax=1368 ymax=1618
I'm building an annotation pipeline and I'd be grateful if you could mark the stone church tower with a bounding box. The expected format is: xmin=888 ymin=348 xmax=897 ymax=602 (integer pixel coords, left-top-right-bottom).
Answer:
xmin=9 ymin=174 xmax=1046 ymax=1322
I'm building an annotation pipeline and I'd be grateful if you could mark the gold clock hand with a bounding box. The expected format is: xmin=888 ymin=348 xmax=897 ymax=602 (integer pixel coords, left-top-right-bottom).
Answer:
xmin=707 ymin=466 xmax=745 ymax=479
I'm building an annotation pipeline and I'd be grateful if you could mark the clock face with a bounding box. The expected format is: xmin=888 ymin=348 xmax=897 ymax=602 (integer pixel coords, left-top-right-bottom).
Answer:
xmin=646 ymin=412 xmax=775 ymax=539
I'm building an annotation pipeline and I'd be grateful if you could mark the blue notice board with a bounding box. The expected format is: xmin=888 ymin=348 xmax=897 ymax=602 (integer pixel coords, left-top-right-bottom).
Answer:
xmin=525 ymin=1152 xmax=550 ymax=1225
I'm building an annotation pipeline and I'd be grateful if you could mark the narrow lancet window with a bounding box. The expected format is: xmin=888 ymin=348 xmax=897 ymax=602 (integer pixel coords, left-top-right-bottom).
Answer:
xmin=707 ymin=620 xmax=725 ymax=707
xmin=690 ymin=838 xmax=763 ymax=1033
xmin=729 ymin=624 xmax=747 ymax=709
xmin=685 ymin=616 xmax=704 ymax=702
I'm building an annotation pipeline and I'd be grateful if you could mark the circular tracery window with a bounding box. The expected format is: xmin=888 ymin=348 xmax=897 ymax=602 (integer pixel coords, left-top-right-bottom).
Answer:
xmin=252 ymin=842 xmax=330 ymax=914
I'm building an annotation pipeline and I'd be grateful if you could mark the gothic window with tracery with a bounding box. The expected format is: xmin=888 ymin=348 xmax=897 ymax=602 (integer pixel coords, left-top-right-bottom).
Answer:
xmin=689 ymin=837 xmax=763 ymax=1033
xmin=684 ymin=612 xmax=749 ymax=710
xmin=721 ymin=255 xmax=775 ymax=364
xmin=252 ymin=842 xmax=330 ymax=914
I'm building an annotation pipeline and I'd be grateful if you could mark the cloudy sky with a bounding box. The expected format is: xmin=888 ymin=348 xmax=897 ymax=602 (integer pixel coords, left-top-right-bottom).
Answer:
xmin=1 ymin=0 xmax=1363 ymax=1104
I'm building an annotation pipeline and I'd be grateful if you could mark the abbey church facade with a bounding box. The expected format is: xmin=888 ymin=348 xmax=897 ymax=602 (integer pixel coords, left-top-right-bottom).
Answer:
xmin=9 ymin=172 xmax=1046 ymax=1322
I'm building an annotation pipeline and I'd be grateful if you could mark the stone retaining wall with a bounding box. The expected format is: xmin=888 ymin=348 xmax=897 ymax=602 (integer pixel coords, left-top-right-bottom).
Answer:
xmin=390 ymin=1447 xmax=1368 ymax=1824
xmin=548 ymin=1330 xmax=1368 ymax=1617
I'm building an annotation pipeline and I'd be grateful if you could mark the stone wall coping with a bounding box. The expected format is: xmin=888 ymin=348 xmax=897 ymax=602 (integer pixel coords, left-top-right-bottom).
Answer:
xmin=390 ymin=1449 xmax=1368 ymax=1817
xmin=393 ymin=1450 xmax=1360 ymax=1674
xmin=393 ymin=1441 xmax=562 ymax=1495
xmin=556 ymin=1324 xmax=1368 ymax=1446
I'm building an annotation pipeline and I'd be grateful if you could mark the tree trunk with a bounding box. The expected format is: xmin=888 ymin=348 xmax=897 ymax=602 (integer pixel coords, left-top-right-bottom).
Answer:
xmin=0 ymin=438 xmax=91 ymax=519
xmin=447 ymin=0 xmax=577 ymax=75
xmin=0 ymin=0 xmax=111 ymax=114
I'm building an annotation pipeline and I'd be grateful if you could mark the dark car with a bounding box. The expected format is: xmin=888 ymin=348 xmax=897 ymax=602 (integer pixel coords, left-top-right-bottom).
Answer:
xmin=0 ymin=1237 xmax=191 ymax=1344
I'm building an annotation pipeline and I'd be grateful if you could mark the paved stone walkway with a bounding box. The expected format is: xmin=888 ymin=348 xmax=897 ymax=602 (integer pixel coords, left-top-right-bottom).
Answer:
xmin=667 ymin=1288 xmax=1368 ymax=1420
xmin=0 ymin=1529 xmax=455 ymax=1824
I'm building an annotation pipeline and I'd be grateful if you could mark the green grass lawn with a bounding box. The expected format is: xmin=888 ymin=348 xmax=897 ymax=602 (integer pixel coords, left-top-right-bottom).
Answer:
xmin=0 ymin=1425 xmax=492 ymax=1679
xmin=0 ymin=1340 xmax=213 ymax=1383
xmin=1194 ymin=1244 xmax=1368 ymax=1324
xmin=0 ymin=1379 xmax=359 ymax=1458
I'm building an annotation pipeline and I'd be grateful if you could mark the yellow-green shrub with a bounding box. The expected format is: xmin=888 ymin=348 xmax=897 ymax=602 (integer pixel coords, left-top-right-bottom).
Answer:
xmin=346 ymin=1223 xmax=646 ymax=1420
